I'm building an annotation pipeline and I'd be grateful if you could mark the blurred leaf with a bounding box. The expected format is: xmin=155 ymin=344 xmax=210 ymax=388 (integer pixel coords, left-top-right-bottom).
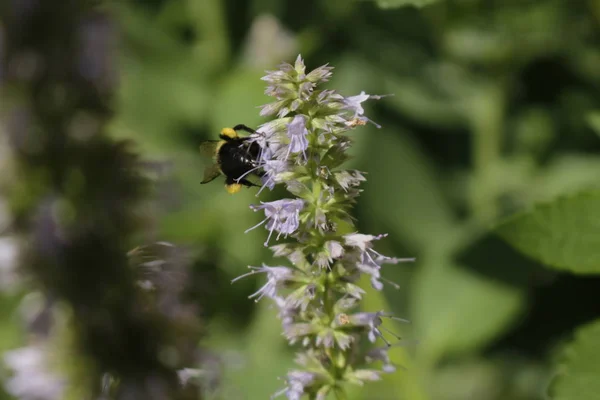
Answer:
xmin=512 ymin=107 xmax=555 ymax=155
xmin=382 ymin=75 xmax=466 ymax=130
xmin=430 ymin=359 xmax=501 ymax=400
xmin=413 ymin=259 xmax=525 ymax=366
xmin=160 ymin=188 xmax=266 ymax=271
xmin=210 ymin=69 xmax=270 ymax=133
xmin=587 ymin=112 xmax=600 ymax=137
xmin=550 ymin=319 xmax=600 ymax=400
xmin=359 ymin=128 xmax=457 ymax=253
xmin=360 ymin=275 xmax=429 ymax=400
xmin=496 ymin=190 xmax=600 ymax=274
xmin=115 ymin=4 xmax=211 ymax=149
xmin=329 ymin=56 xmax=380 ymax=96
xmin=208 ymin=301 xmax=294 ymax=399
xmin=443 ymin=1 xmax=571 ymax=66
xmin=186 ymin=0 xmax=230 ymax=73
xmin=0 ymin=294 xmax=23 ymax=352
xmin=457 ymin=232 xmax=552 ymax=289
xmin=375 ymin=0 xmax=442 ymax=9
xmin=331 ymin=56 xmax=383 ymax=169
xmin=528 ymin=155 xmax=600 ymax=203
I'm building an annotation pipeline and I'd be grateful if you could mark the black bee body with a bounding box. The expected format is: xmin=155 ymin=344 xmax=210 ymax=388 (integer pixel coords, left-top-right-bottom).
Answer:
xmin=217 ymin=135 xmax=262 ymax=187
xmin=199 ymin=124 xmax=264 ymax=194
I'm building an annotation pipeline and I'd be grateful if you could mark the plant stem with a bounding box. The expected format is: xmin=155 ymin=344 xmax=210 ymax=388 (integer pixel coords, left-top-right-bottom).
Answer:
xmin=469 ymin=81 xmax=506 ymax=224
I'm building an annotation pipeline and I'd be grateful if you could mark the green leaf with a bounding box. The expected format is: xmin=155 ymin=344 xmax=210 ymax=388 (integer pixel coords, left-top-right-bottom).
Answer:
xmin=0 ymin=294 xmax=24 ymax=352
xmin=587 ymin=112 xmax=600 ymax=137
xmin=224 ymin=301 xmax=294 ymax=399
xmin=375 ymin=0 xmax=442 ymax=9
xmin=456 ymin=232 xmax=551 ymax=289
xmin=359 ymin=276 xmax=430 ymax=400
xmin=528 ymin=155 xmax=600 ymax=203
xmin=359 ymin=128 xmax=457 ymax=253
xmin=413 ymin=259 xmax=525 ymax=366
xmin=550 ymin=319 xmax=600 ymax=400
xmin=210 ymin=68 xmax=270 ymax=133
xmin=496 ymin=190 xmax=600 ymax=274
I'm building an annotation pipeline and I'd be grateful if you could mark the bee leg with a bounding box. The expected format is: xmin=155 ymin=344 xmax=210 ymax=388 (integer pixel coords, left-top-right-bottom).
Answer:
xmin=232 ymin=124 xmax=256 ymax=134
xmin=225 ymin=183 xmax=242 ymax=194
xmin=239 ymin=178 xmax=261 ymax=188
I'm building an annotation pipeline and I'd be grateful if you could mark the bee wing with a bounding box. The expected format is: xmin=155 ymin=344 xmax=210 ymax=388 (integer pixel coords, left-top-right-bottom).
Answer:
xmin=199 ymin=140 xmax=220 ymax=158
xmin=201 ymin=163 xmax=222 ymax=184
xmin=199 ymin=140 xmax=223 ymax=184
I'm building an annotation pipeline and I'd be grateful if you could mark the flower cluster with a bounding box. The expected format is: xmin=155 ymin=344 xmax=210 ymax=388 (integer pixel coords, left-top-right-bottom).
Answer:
xmin=236 ymin=55 xmax=413 ymax=399
xmin=3 ymin=345 xmax=66 ymax=400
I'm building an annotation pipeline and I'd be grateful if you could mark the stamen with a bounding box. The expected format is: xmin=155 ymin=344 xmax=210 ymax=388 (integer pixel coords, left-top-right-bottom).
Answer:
xmin=231 ymin=266 xmax=262 ymax=283
xmin=381 ymin=326 xmax=402 ymax=341
xmin=374 ymin=328 xmax=391 ymax=347
xmin=245 ymin=218 xmax=267 ymax=234
xmin=264 ymin=215 xmax=278 ymax=246
xmin=381 ymin=276 xmax=400 ymax=290
xmin=235 ymin=165 xmax=262 ymax=182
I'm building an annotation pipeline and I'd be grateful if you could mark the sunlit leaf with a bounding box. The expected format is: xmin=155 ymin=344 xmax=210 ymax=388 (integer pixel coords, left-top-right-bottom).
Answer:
xmin=528 ymin=155 xmax=600 ymax=203
xmin=550 ymin=319 xmax=600 ymax=400
xmin=496 ymin=190 xmax=600 ymax=274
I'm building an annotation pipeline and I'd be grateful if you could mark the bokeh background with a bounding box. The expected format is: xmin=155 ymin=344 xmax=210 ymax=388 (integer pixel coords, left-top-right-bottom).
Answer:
xmin=2 ymin=0 xmax=600 ymax=399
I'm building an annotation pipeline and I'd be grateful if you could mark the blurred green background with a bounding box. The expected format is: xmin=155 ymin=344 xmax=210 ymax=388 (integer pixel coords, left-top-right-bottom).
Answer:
xmin=2 ymin=0 xmax=600 ymax=399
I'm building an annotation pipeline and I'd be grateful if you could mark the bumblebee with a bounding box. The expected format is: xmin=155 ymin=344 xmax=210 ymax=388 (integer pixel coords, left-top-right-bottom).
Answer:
xmin=199 ymin=124 xmax=264 ymax=194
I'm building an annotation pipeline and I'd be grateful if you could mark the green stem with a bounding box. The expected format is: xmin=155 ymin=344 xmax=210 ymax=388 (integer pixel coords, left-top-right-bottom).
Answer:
xmin=334 ymin=386 xmax=348 ymax=400
xmin=468 ymin=81 xmax=507 ymax=224
xmin=187 ymin=0 xmax=229 ymax=75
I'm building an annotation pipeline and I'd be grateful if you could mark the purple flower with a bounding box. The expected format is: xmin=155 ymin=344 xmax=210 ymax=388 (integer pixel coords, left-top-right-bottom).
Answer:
xmin=349 ymin=311 xmax=387 ymax=344
xmin=344 ymin=91 xmax=371 ymax=117
xmin=285 ymin=115 xmax=309 ymax=161
xmin=271 ymin=370 xmax=317 ymax=400
xmin=259 ymin=159 xmax=289 ymax=194
xmin=3 ymin=346 xmax=66 ymax=400
xmin=285 ymin=283 xmax=316 ymax=312
xmin=343 ymin=91 xmax=388 ymax=128
xmin=232 ymin=264 xmax=296 ymax=302
xmin=246 ymin=199 xmax=305 ymax=246
xmin=344 ymin=233 xmax=414 ymax=290
xmin=365 ymin=347 xmax=396 ymax=373
xmin=270 ymin=294 xmax=298 ymax=329
xmin=348 ymin=311 xmax=408 ymax=346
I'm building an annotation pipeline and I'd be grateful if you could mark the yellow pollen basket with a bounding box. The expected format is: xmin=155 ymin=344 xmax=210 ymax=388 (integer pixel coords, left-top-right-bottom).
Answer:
xmin=225 ymin=183 xmax=242 ymax=194
xmin=221 ymin=127 xmax=238 ymax=139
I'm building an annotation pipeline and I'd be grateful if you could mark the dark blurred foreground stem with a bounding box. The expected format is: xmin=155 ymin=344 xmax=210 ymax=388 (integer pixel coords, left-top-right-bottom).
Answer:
xmin=2 ymin=1 xmax=196 ymax=398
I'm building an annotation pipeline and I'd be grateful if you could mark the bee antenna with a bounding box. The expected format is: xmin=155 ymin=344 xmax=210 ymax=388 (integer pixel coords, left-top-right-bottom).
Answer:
xmin=232 ymin=124 xmax=256 ymax=134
